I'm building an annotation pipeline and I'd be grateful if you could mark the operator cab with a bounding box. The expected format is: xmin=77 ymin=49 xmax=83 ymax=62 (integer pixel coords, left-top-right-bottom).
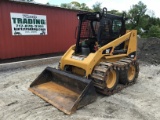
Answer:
xmin=75 ymin=8 xmax=127 ymax=56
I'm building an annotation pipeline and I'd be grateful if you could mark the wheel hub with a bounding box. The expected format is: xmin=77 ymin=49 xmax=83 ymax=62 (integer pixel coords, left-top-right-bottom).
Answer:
xmin=106 ymin=70 xmax=117 ymax=89
xmin=128 ymin=65 xmax=136 ymax=81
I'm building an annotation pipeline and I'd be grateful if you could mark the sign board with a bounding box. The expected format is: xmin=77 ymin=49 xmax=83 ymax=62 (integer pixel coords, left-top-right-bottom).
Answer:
xmin=10 ymin=13 xmax=47 ymax=35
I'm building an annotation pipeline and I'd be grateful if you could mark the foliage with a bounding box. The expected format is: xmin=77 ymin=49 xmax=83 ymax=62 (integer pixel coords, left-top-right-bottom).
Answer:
xmin=60 ymin=1 xmax=90 ymax=11
xmin=60 ymin=3 xmax=72 ymax=9
xmin=126 ymin=1 xmax=147 ymax=30
xmin=124 ymin=1 xmax=160 ymax=38
xmin=59 ymin=1 xmax=160 ymax=38
xmin=80 ymin=3 xmax=90 ymax=11
xmin=108 ymin=10 xmax=123 ymax=16
xmin=147 ymin=25 xmax=160 ymax=38
xmin=92 ymin=2 xmax=102 ymax=12
xmin=60 ymin=1 xmax=102 ymax=12
xmin=19 ymin=0 xmax=34 ymax=2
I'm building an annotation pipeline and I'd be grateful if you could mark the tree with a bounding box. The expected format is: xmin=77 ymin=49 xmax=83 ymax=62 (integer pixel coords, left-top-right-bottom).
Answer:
xmin=92 ymin=2 xmax=102 ymax=12
xmin=108 ymin=10 xmax=123 ymax=16
xmin=127 ymin=1 xmax=148 ymax=31
xmin=60 ymin=3 xmax=72 ymax=9
xmin=80 ymin=3 xmax=90 ymax=11
xmin=147 ymin=9 xmax=155 ymax=17
xmin=147 ymin=25 xmax=160 ymax=38
xmin=60 ymin=1 xmax=90 ymax=11
xmin=70 ymin=1 xmax=80 ymax=9
xmin=71 ymin=1 xmax=80 ymax=8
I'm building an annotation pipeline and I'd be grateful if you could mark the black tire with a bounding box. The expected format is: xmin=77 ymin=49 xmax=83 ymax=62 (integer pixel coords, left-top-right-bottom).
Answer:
xmin=135 ymin=62 xmax=139 ymax=78
xmin=119 ymin=63 xmax=139 ymax=84
xmin=105 ymin=69 xmax=119 ymax=90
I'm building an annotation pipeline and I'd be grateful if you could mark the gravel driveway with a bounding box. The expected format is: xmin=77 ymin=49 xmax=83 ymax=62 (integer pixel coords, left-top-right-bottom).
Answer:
xmin=0 ymin=61 xmax=160 ymax=120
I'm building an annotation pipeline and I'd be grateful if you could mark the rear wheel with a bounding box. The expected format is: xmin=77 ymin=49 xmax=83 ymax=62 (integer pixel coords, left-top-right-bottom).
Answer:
xmin=119 ymin=64 xmax=138 ymax=84
xmin=106 ymin=69 xmax=119 ymax=90
xmin=128 ymin=65 xmax=136 ymax=82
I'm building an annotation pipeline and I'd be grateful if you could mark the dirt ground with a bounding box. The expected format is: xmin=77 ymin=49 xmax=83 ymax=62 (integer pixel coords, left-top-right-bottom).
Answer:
xmin=0 ymin=60 xmax=160 ymax=120
xmin=138 ymin=38 xmax=160 ymax=65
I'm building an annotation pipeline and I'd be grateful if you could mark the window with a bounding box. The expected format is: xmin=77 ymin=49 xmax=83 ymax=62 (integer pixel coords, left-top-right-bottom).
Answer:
xmin=112 ymin=20 xmax=122 ymax=32
xmin=92 ymin=21 xmax=100 ymax=35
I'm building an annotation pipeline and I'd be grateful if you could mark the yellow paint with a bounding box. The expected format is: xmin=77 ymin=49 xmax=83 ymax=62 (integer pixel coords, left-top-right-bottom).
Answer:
xmin=72 ymin=66 xmax=86 ymax=76
xmin=128 ymin=65 xmax=136 ymax=81
xmin=106 ymin=69 xmax=117 ymax=89
xmin=60 ymin=30 xmax=137 ymax=77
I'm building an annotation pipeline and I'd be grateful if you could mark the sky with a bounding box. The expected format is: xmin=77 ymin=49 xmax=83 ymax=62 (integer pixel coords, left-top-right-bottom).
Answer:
xmin=34 ymin=0 xmax=160 ymax=18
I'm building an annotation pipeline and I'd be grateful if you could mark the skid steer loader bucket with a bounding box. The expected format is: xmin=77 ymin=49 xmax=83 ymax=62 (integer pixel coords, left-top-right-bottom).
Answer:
xmin=29 ymin=67 xmax=97 ymax=114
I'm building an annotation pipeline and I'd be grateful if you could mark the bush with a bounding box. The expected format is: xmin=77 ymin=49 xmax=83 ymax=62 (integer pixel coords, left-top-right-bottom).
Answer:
xmin=147 ymin=25 xmax=160 ymax=38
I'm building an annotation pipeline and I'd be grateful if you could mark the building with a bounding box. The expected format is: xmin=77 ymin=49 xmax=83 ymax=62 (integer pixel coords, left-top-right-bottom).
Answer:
xmin=0 ymin=0 xmax=79 ymax=59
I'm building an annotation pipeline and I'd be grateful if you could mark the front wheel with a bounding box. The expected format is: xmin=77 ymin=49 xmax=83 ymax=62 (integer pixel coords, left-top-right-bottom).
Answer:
xmin=106 ymin=69 xmax=119 ymax=90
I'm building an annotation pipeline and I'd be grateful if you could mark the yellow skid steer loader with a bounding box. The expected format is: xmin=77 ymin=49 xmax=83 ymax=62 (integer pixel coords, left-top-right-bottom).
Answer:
xmin=29 ymin=8 xmax=139 ymax=114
